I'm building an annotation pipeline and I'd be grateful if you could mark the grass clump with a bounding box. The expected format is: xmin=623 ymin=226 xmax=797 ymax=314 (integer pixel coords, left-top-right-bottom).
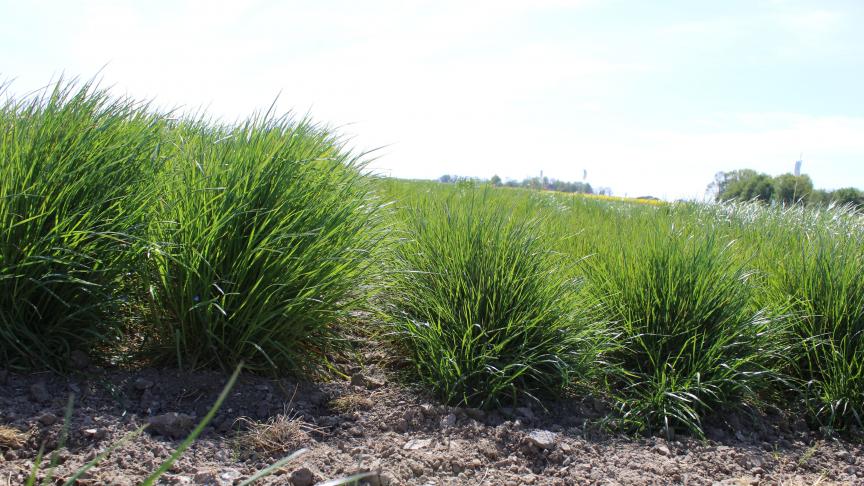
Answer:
xmin=384 ymin=187 xmax=604 ymax=408
xmin=586 ymin=215 xmax=782 ymax=436
xmin=760 ymin=208 xmax=864 ymax=429
xmin=0 ymin=79 xmax=163 ymax=370
xmin=144 ymin=112 xmax=384 ymax=373
xmin=0 ymin=424 xmax=27 ymax=450
xmin=234 ymin=411 xmax=316 ymax=457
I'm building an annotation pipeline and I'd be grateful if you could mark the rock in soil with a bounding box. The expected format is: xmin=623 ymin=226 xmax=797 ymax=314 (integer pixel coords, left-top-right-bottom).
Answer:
xmin=350 ymin=372 xmax=384 ymax=390
xmin=38 ymin=412 xmax=58 ymax=426
xmin=289 ymin=466 xmax=315 ymax=486
xmin=526 ymin=429 xmax=557 ymax=449
xmin=147 ymin=412 xmax=195 ymax=439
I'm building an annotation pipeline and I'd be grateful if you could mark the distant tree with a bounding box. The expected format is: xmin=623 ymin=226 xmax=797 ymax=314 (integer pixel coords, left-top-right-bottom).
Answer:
xmin=830 ymin=187 xmax=864 ymax=208
xmin=439 ymin=173 xmax=599 ymax=194
xmin=809 ymin=189 xmax=830 ymax=207
xmin=711 ymin=169 xmax=774 ymax=203
xmin=773 ymin=173 xmax=813 ymax=205
xmin=710 ymin=169 xmax=864 ymax=209
xmin=523 ymin=177 xmax=542 ymax=190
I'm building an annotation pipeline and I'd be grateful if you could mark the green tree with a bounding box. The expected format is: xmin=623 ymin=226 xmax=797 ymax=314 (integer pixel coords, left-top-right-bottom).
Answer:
xmin=490 ymin=174 xmax=502 ymax=186
xmin=712 ymin=169 xmax=775 ymax=202
xmin=829 ymin=187 xmax=864 ymax=208
xmin=773 ymin=173 xmax=813 ymax=205
xmin=809 ymin=189 xmax=830 ymax=207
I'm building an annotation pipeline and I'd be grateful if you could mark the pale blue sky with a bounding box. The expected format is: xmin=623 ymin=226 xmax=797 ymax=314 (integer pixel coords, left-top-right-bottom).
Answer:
xmin=2 ymin=0 xmax=862 ymax=199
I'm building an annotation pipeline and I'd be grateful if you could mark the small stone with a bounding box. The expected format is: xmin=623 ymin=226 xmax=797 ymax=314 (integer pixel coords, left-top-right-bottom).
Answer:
xmin=134 ymin=378 xmax=154 ymax=390
xmin=378 ymin=472 xmax=394 ymax=485
xmin=290 ymin=467 xmax=315 ymax=486
xmin=836 ymin=450 xmax=853 ymax=462
xmin=147 ymin=412 xmax=195 ymax=439
xmin=82 ymin=428 xmax=108 ymax=440
xmin=29 ymin=383 xmax=51 ymax=403
xmin=218 ymin=468 xmax=241 ymax=484
xmin=38 ymin=412 xmax=58 ymax=426
xmin=403 ymin=438 xmax=433 ymax=450
xmin=526 ymin=430 xmax=557 ymax=449
xmin=393 ymin=418 xmax=409 ymax=433
xmin=409 ymin=462 xmax=425 ymax=477
xmin=193 ymin=469 xmax=217 ymax=484
xmin=69 ymin=350 xmax=90 ymax=369
xmin=440 ymin=414 xmax=457 ymax=429
xmin=845 ymin=465 xmax=856 ymax=475
xmin=350 ymin=372 xmax=384 ymax=390
xmin=516 ymin=407 xmax=535 ymax=420
xmin=653 ymin=443 xmax=672 ymax=456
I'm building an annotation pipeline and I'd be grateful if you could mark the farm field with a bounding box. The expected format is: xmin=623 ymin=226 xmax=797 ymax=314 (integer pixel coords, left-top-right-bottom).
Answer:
xmin=1 ymin=83 xmax=863 ymax=484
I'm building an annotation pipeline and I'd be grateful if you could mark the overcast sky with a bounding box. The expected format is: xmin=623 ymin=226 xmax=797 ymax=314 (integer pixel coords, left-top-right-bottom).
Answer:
xmin=2 ymin=0 xmax=863 ymax=199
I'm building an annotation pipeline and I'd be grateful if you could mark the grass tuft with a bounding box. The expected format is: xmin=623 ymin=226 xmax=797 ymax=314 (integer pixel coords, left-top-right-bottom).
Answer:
xmin=756 ymin=206 xmax=864 ymax=429
xmin=584 ymin=213 xmax=783 ymax=436
xmin=384 ymin=186 xmax=606 ymax=408
xmin=234 ymin=411 xmax=317 ymax=457
xmin=0 ymin=79 xmax=164 ymax=370
xmin=142 ymin=112 xmax=385 ymax=373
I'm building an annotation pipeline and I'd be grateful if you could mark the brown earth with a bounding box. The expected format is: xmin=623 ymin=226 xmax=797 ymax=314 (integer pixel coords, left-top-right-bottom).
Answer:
xmin=0 ymin=364 xmax=861 ymax=486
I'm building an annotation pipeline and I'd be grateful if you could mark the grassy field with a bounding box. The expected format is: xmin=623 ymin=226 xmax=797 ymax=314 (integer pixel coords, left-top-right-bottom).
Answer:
xmin=3 ymin=81 xmax=863 ymax=443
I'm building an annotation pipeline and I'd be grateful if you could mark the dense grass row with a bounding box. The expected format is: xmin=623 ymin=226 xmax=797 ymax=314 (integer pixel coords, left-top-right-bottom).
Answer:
xmin=379 ymin=180 xmax=864 ymax=436
xmin=2 ymin=80 xmax=862 ymax=437
xmin=1 ymin=81 xmax=382 ymax=374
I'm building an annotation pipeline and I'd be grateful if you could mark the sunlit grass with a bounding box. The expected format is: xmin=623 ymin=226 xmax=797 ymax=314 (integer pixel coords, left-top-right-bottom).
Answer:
xmin=142 ymin=112 xmax=386 ymax=373
xmin=382 ymin=185 xmax=608 ymax=408
xmin=0 ymin=79 xmax=164 ymax=370
xmin=582 ymin=212 xmax=784 ymax=436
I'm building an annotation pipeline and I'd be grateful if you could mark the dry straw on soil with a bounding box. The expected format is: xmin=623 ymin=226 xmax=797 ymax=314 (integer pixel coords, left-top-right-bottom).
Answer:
xmin=233 ymin=411 xmax=318 ymax=457
xmin=0 ymin=425 xmax=27 ymax=450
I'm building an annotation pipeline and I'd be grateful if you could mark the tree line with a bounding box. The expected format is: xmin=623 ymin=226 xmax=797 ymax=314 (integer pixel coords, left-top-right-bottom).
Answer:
xmin=439 ymin=174 xmax=609 ymax=195
xmin=709 ymin=169 xmax=863 ymax=208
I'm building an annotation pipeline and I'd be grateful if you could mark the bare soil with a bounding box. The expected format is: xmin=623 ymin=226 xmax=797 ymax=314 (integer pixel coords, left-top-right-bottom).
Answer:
xmin=0 ymin=364 xmax=861 ymax=485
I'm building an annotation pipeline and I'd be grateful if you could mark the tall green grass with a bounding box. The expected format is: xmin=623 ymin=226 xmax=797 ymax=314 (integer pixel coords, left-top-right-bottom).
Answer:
xmin=752 ymin=206 xmax=864 ymax=429
xmin=5 ymin=74 xmax=863 ymax=438
xmin=383 ymin=186 xmax=606 ymax=408
xmin=576 ymin=204 xmax=784 ymax=436
xmin=143 ymin=112 xmax=384 ymax=372
xmin=0 ymin=80 xmax=163 ymax=369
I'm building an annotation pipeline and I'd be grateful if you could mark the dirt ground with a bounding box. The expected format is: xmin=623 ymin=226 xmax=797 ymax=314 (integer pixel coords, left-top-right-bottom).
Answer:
xmin=1 ymin=363 xmax=861 ymax=486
